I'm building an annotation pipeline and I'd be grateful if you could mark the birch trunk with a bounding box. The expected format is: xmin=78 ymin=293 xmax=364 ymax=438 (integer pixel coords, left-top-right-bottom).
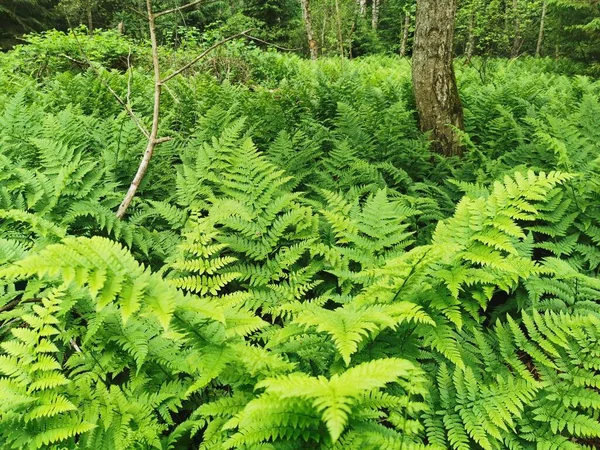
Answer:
xmin=511 ymin=0 xmax=521 ymax=57
xmin=412 ymin=0 xmax=464 ymax=156
xmin=335 ymin=0 xmax=344 ymax=56
xmin=400 ymin=12 xmax=411 ymax=57
xmin=372 ymin=0 xmax=381 ymax=30
xmin=359 ymin=0 xmax=367 ymax=17
xmin=536 ymin=0 xmax=548 ymax=57
xmin=86 ymin=0 xmax=94 ymax=34
xmin=301 ymin=0 xmax=318 ymax=60
xmin=465 ymin=9 xmax=475 ymax=63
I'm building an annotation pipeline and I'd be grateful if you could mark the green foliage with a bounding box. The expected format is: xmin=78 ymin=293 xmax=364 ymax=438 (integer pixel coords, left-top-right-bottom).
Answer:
xmin=2 ymin=36 xmax=600 ymax=449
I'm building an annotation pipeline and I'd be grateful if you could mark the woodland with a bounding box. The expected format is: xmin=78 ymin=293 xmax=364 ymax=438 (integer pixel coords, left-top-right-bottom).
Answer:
xmin=1 ymin=0 xmax=600 ymax=449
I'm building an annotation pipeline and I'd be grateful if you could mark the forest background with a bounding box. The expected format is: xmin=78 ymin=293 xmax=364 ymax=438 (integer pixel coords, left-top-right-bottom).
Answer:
xmin=1 ymin=0 xmax=600 ymax=66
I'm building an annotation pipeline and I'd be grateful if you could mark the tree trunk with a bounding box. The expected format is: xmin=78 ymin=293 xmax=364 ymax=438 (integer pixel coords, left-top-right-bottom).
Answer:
xmin=300 ymin=0 xmax=318 ymax=60
xmin=372 ymin=0 xmax=381 ymax=29
xmin=86 ymin=0 xmax=94 ymax=34
xmin=536 ymin=0 xmax=547 ymax=57
xmin=511 ymin=0 xmax=521 ymax=57
xmin=359 ymin=0 xmax=367 ymax=17
xmin=465 ymin=9 xmax=475 ymax=63
xmin=335 ymin=0 xmax=344 ymax=56
xmin=412 ymin=0 xmax=464 ymax=157
xmin=400 ymin=12 xmax=411 ymax=57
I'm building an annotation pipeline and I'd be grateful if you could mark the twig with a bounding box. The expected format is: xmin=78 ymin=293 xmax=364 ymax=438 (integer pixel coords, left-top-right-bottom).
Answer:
xmin=161 ymin=29 xmax=252 ymax=84
xmin=116 ymin=28 xmax=250 ymax=218
xmin=126 ymin=6 xmax=148 ymax=19
xmin=70 ymin=338 xmax=82 ymax=353
xmin=244 ymin=34 xmax=301 ymax=52
xmin=60 ymin=53 xmax=88 ymax=67
xmin=155 ymin=0 xmax=220 ymax=18
xmin=162 ymin=82 xmax=181 ymax=104
xmin=126 ymin=47 xmax=133 ymax=107
xmin=0 ymin=299 xmax=21 ymax=314
xmin=116 ymin=0 xmax=163 ymax=219
xmin=65 ymin=30 xmax=150 ymax=139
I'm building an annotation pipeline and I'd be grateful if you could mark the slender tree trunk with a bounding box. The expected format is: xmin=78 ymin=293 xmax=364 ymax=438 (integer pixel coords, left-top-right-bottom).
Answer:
xmin=359 ymin=0 xmax=367 ymax=17
xmin=465 ymin=9 xmax=475 ymax=63
xmin=300 ymin=0 xmax=318 ymax=59
xmin=412 ymin=0 xmax=464 ymax=156
xmin=511 ymin=0 xmax=521 ymax=57
xmin=321 ymin=10 xmax=327 ymax=47
xmin=86 ymin=0 xmax=93 ymax=34
xmin=335 ymin=0 xmax=344 ymax=56
xmin=536 ymin=0 xmax=548 ymax=57
xmin=116 ymin=0 xmax=162 ymax=218
xmin=372 ymin=0 xmax=381 ymax=29
xmin=400 ymin=12 xmax=411 ymax=57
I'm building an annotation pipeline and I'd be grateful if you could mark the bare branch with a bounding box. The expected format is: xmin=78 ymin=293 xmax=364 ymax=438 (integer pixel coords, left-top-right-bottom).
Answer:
xmin=155 ymin=0 xmax=219 ymax=18
xmin=70 ymin=339 xmax=82 ymax=353
xmin=116 ymin=0 xmax=163 ymax=219
xmin=161 ymin=29 xmax=252 ymax=84
xmin=117 ymin=28 xmax=252 ymax=218
xmin=162 ymin=82 xmax=181 ymax=104
xmin=244 ymin=34 xmax=301 ymax=52
xmin=126 ymin=6 xmax=148 ymax=19
xmin=126 ymin=47 xmax=133 ymax=107
xmin=66 ymin=30 xmax=150 ymax=139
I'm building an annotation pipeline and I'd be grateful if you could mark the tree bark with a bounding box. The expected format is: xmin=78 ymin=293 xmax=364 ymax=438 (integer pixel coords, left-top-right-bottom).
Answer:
xmin=300 ymin=0 xmax=318 ymax=59
xmin=465 ymin=8 xmax=475 ymax=63
xmin=536 ymin=0 xmax=548 ymax=57
xmin=372 ymin=0 xmax=381 ymax=29
xmin=86 ymin=0 xmax=94 ymax=34
xmin=511 ymin=0 xmax=521 ymax=57
xmin=400 ymin=12 xmax=411 ymax=57
xmin=412 ymin=0 xmax=464 ymax=157
xmin=358 ymin=0 xmax=367 ymax=17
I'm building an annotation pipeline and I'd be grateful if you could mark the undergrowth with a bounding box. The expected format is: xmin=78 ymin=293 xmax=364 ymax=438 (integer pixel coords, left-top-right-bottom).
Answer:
xmin=1 ymin=32 xmax=600 ymax=449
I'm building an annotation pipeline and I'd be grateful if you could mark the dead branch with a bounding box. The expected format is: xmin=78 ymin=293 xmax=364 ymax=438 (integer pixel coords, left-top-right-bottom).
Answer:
xmin=155 ymin=0 xmax=220 ymax=18
xmin=116 ymin=0 xmax=163 ymax=219
xmin=66 ymin=31 xmax=150 ymax=139
xmin=161 ymin=29 xmax=252 ymax=84
xmin=244 ymin=34 xmax=301 ymax=52
xmin=116 ymin=28 xmax=251 ymax=218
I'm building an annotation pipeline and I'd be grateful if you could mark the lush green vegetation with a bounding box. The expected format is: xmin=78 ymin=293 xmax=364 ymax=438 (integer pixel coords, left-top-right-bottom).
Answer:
xmin=2 ymin=0 xmax=600 ymax=66
xmin=1 ymin=20 xmax=600 ymax=450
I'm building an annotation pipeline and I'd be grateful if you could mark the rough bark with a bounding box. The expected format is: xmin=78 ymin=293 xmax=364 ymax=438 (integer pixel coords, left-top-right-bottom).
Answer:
xmin=372 ymin=0 xmax=381 ymax=29
xmin=412 ymin=0 xmax=464 ymax=156
xmin=400 ymin=12 xmax=411 ymax=57
xmin=536 ymin=0 xmax=548 ymax=57
xmin=300 ymin=0 xmax=318 ymax=60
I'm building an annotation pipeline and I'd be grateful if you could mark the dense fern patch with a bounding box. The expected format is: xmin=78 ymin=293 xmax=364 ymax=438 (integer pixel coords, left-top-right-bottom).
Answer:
xmin=1 ymin=35 xmax=600 ymax=449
